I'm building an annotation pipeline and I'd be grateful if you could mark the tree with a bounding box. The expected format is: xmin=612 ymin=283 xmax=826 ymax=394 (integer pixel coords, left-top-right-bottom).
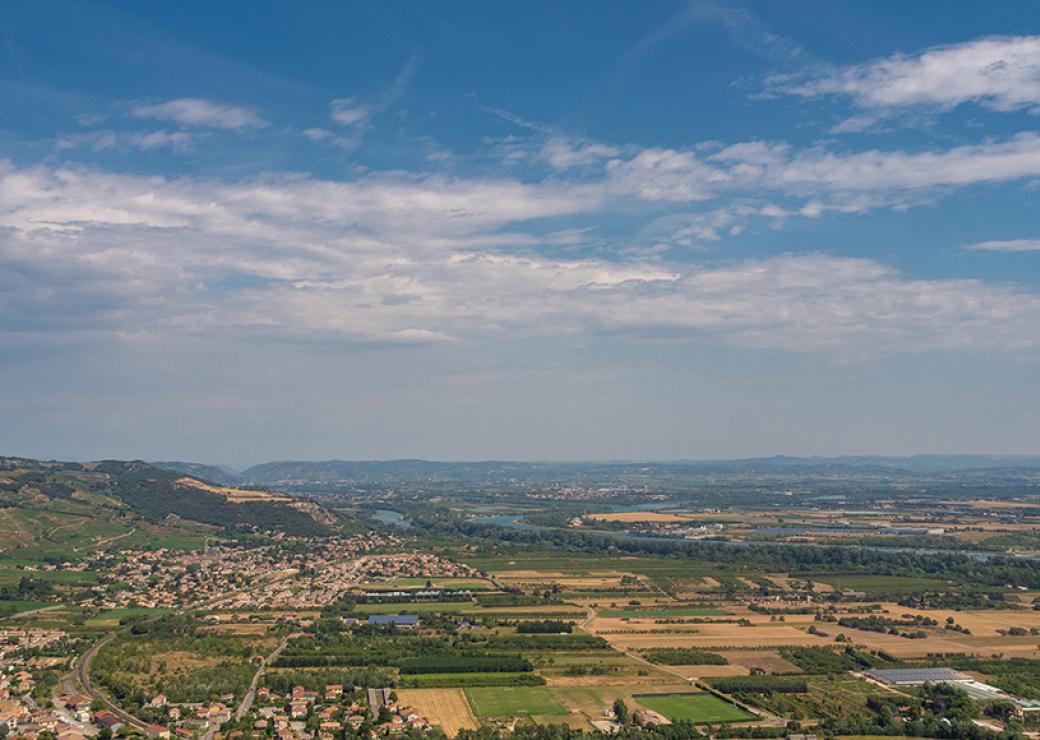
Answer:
xmin=612 ymin=698 xmax=629 ymax=725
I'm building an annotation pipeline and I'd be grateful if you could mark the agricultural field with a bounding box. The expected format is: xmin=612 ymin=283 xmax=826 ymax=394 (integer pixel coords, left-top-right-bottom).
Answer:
xmin=708 ymin=674 xmax=894 ymax=721
xmin=634 ymin=692 xmax=755 ymax=723
xmin=397 ymin=689 xmax=479 ymax=735
xmin=465 ymin=686 xmax=567 ymax=718
xmin=11 ymin=455 xmax=1040 ymax=739
xmin=598 ymin=606 xmax=728 ymax=618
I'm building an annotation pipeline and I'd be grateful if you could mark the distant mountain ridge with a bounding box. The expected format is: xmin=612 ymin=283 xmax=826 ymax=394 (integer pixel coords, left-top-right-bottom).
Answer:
xmin=149 ymin=460 xmax=242 ymax=486
xmin=233 ymin=454 xmax=1040 ymax=486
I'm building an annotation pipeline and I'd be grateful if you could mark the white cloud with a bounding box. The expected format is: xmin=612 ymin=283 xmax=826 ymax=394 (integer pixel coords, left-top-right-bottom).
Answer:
xmin=330 ymin=98 xmax=371 ymax=126
xmin=606 ymin=148 xmax=724 ymax=202
xmin=771 ymin=35 xmax=1040 ymax=115
xmin=967 ymin=238 xmax=1040 ymax=252
xmin=539 ymin=137 xmax=621 ymax=169
xmin=133 ymin=130 xmax=195 ymax=151
xmin=1 ymin=161 xmax=1038 ymax=359
xmin=602 ymin=133 xmax=1040 ymax=211
xmin=302 ymin=128 xmax=333 ymax=141
xmin=133 ymin=98 xmax=267 ymax=129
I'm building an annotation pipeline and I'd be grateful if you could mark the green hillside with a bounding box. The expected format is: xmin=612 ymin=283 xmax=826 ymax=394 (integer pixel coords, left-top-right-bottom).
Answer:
xmin=0 ymin=457 xmax=345 ymax=559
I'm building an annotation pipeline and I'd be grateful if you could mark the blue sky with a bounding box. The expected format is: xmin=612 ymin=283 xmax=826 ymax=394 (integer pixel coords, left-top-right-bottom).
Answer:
xmin=2 ymin=1 xmax=1039 ymax=465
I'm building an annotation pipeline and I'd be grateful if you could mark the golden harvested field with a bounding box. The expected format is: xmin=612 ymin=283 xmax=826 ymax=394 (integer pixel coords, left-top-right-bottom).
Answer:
xmin=495 ymin=571 xmax=641 ymax=590
xmin=833 ymin=627 xmax=976 ymax=657
xmin=665 ymin=663 xmax=750 ymax=679
xmin=868 ymin=602 xmax=1040 ymax=635
xmin=174 ymin=477 xmax=292 ymax=503
xmin=587 ymin=512 xmax=693 ymax=523
xmin=725 ymin=650 xmax=803 ymax=674
xmin=397 ymin=689 xmax=478 ymax=737
xmin=702 ymin=577 xmax=721 ymax=588
xmin=547 ymin=670 xmax=690 ymax=690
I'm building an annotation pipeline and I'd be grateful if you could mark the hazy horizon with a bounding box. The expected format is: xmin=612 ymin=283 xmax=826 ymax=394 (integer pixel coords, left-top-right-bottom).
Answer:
xmin=7 ymin=450 xmax=1040 ymax=473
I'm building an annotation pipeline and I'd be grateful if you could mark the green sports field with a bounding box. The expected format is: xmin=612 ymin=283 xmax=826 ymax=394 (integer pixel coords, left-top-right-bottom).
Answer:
xmin=465 ymin=686 xmax=567 ymax=717
xmin=635 ymin=692 xmax=753 ymax=723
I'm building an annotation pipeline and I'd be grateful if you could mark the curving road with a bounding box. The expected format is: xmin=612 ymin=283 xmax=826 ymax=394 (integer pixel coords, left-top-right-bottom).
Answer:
xmin=74 ymin=629 xmax=151 ymax=732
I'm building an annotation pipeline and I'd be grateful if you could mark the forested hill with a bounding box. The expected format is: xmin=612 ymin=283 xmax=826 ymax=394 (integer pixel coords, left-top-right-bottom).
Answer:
xmin=237 ymin=455 xmax=1040 ymax=487
xmin=149 ymin=460 xmax=242 ymax=486
xmin=0 ymin=457 xmax=342 ymax=538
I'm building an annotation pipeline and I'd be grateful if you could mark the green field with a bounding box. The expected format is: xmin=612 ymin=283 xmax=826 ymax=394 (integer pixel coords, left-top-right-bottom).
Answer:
xmin=466 ymin=686 xmax=567 ymax=717
xmin=635 ymin=693 xmax=753 ymax=723
xmin=87 ymin=606 xmax=171 ymax=624
xmin=0 ymin=600 xmax=55 ymax=617
xmin=0 ymin=564 xmax=98 ymax=586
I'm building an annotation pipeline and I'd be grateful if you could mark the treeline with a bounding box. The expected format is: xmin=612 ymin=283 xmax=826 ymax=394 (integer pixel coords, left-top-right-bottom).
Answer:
xmin=263 ymin=668 xmax=394 ymax=693
xmin=898 ymin=591 xmax=1020 ymax=611
xmin=642 ymin=648 xmax=727 ymax=665
xmin=274 ymin=631 xmax=605 ymax=670
xmin=779 ymin=646 xmax=883 ymax=673
xmin=837 ymin=614 xmax=937 ymax=638
xmin=516 ymin=620 xmax=573 ymax=633
xmin=409 ymin=507 xmax=1040 ymax=589
xmin=399 ymin=673 xmax=546 ymax=689
xmin=355 ymin=591 xmax=472 ymax=603
xmin=397 ymin=655 xmax=532 ymax=675
xmin=482 ymin=634 xmax=608 ymax=650
xmin=0 ymin=576 xmax=54 ymax=600
xmin=477 ymin=594 xmax=562 ymax=607
xmin=710 ymin=676 xmax=808 ymax=694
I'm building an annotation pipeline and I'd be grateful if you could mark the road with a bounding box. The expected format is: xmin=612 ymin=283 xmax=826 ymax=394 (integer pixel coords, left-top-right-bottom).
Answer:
xmin=1 ymin=604 xmax=64 ymax=622
xmin=74 ymin=629 xmax=151 ymax=732
xmin=235 ymin=633 xmax=295 ymax=720
xmin=67 ymin=554 xmax=369 ymax=734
